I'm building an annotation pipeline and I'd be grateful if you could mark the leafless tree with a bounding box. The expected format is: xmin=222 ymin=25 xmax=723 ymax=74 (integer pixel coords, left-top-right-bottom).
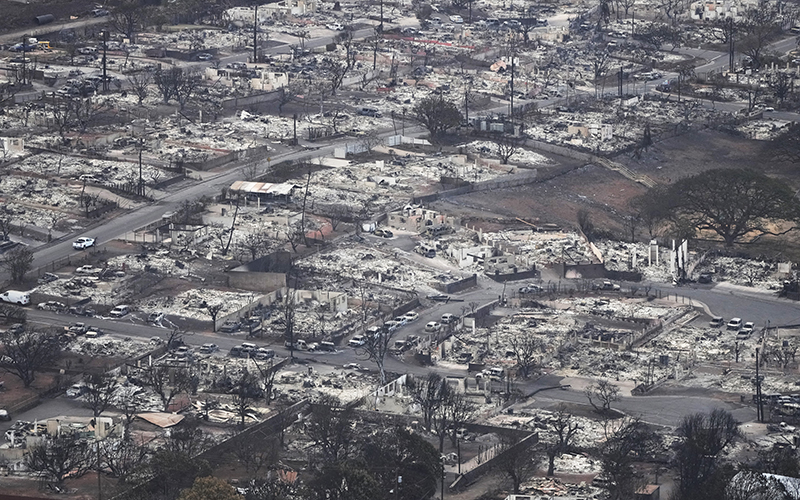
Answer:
xmin=408 ymin=372 xmax=447 ymax=431
xmin=306 ymin=394 xmax=356 ymax=462
xmin=599 ymin=417 xmax=662 ymax=500
xmin=0 ymin=216 xmax=12 ymax=240
xmin=545 ymin=405 xmax=581 ymax=476
xmin=110 ymin=0 xmax=147 ymax=43
xmin=493 ymin=134 xmax=522 ymax=164
xmin=1 ymin=245 xmax=33 ymax=282
xmin=767 ymin=71 xmax=793 ymax=108
xmin=740 ymin=3 xmax=781 ymax=69
xmin=140 ymin=365 xmax=192 ymax=412
xmin=82 ymin=372 xmax=119 ymax=417
xmin=232 ymin=436 xmax=279 ymax=476
xmin=588 ymin=47 xmax=611 ymax=99
xmin=127 ymin=70 xmax=153 ymax=105
xmin=360 ymin=129 xmax=382 ymax=153
xmin=0 ymin=303 xmax=26 ymax=324
xmin=25 ymin=433 xmax=95 ymax=485
xmin=509 ymin=333 xmax=543 ymax=379
xmin=205 ymin=303 xmax=225 ymax=332
xmin=101 ymin=436 xmax=148 ymax=484
xmin=174 ymin=70 xmax=203 ymax=111
xmin=72 ymin=98 xmax=112 ymax=133
xmin=1 ymin=328 xmax=60 ymax=387
xmin=493 ymin=434 xmax=539 ymax=494
xmin=585 ymin=379 xmax=621 ymax=415
xmin=278 ymin=80 xmax=305 ymax=116
xmin=446 ymin=389 xmax=475 ymax=446
xmin=231 ymin=370 xmax=260 ymax=428
xmin=237 ymin=227 xmax=270 ymax=262
xmin=358 ymin=322 xmax=396 ymax=385
xmin=325 ymin=204 xmax=350 ymax=232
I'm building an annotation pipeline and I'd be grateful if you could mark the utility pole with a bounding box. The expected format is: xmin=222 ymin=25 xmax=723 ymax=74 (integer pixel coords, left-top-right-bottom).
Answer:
xmin=729 ymin=17 xmax=735 ymax=73
xmin=138 ymin=139 xmax=144 ymax=197
xmin=379 ymin=0 xmax=384 ymax=34
xmin=21 ymin=35 xmax=27 ymax=86
xmin=755 ymin=347 xmax=764 ymax=422
xmin=253 ymin=3 xmax=258 ymax=63
xmin=102 ymin=30 xmax=109 ymax=92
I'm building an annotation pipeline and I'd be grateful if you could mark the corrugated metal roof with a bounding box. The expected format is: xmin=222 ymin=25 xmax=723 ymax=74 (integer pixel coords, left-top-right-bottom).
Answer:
xmin=229 ymin=181 xmax=297 ymax=195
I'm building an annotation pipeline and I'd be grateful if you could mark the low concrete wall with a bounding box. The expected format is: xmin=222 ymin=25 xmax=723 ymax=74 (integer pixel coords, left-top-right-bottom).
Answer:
xmin=413 ymin=171 xmax=539 ymax=204
xmin=220 ymin=90 xmax=282 ymax=112
xmin=485 ymin=268 xmax=540 ymax=283
xmin=437 ymin=274 xmax=478 ymax=294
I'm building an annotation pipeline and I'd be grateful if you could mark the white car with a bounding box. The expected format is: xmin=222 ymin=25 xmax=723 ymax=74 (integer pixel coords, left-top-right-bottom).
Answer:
xmin=348 ymin=335 xmax=366 ymax=348
xmin=425 ymin=321 xmax=442 ymax=332
xmin=73 ymin=237 xmax=95 ymax=250
xmin=403 ymin=311 xmax=419 ymax=322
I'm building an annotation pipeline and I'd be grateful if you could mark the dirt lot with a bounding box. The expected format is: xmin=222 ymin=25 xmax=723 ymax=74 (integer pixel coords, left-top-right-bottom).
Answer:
xmin=433 ymin=162 xmax=647 ymax=236
xmin=434 ymin=129 xmax=800 ymax=255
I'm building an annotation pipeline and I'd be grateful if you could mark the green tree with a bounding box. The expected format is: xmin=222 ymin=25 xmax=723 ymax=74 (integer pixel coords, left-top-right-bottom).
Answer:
xmin=654 ymin=169 xmax=800 ymax=246
xmin=179 ymin=476 xmax=243 ymax=500
xmin=413 ymin=95 xmax=462 ymax=140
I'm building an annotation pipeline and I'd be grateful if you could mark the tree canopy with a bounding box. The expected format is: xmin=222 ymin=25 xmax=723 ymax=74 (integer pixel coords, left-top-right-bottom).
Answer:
xmin=644 ymin=168 xmax=800 ymax=246
xmin=178 ymin=476 xmax=243 ymax=500
xmin=413 ymin=95 xmax=462 ymax=140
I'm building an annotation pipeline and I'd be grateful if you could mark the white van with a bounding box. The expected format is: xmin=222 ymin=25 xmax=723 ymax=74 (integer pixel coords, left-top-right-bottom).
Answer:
xmin=109 ymin=305 xmax=130 ymax=318
xmin=0 ymin=290 xmax=31 ymax=306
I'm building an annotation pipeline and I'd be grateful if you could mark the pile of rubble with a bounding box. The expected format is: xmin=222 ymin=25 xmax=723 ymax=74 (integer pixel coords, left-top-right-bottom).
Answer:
xmin=67 ymin=336 xmax=154 ymax=358
xmin=299 ymin=242 xmax=443 ymax=292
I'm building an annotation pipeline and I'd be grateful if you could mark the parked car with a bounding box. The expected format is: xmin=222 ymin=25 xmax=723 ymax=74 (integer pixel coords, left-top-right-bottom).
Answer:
xmin=109 ymin=305 xmax=130 ymax=318
xmin=710 ymin=316 xmax=724 ymax=328
xmin=197 ymin=52 xmax=213 ymax=61
xmin=73 ymin=237 xmax=95 ymax=250
xmin=85 ymin=328 xmax=104 ymax=338
xmin=0 ymin=409 xmax=9 ymax=421
xmin=66 ymin=384 xmax=86 ymax=398
xmin=148 ymin=312 xmax=165 ymax=323
xmin=727 ymin=318 xmax=743 ymax=330
xmin=37 ymin=301 xmax=66 ymax=311
xmin=37 ymin=272 xmax=60 ymax=285
xmin=219 ymin=320 xmax=241 ymax=333
xmin=741 ymin=322 xmax=755 ymax=335
xmin=199 ymin=343 xmax=218 ymax=354
xmin=403 ymin=311 xmax=419 ymax=322
xmin=698 ymin=273 xmax=713 ymax=284
xmin=441 ymin=313 xmax=458 ymax=324
xmin=348 ymin=335 xmax=366 ymax=347
xmin=256 ymin=347 xmax=275 ymax=360
xmin=425 ymin=321 xmax=442 ymax=332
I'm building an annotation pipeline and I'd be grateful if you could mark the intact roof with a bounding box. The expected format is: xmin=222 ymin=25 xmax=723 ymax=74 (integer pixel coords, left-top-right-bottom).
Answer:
xmin=136 ymin=413 xmax=185 ymax=428
xmin=229 ymin=181 xmax=297 ymax=196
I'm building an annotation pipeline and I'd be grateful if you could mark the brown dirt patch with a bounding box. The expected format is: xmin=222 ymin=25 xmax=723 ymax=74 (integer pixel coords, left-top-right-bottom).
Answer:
xmin=434 ymin=164 xmax=647 ymax=236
